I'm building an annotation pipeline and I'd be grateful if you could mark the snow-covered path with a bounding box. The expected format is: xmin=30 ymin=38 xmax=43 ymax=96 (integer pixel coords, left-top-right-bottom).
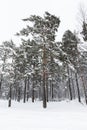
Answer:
xmin=0 ymin=100 xmax=87 ymax=130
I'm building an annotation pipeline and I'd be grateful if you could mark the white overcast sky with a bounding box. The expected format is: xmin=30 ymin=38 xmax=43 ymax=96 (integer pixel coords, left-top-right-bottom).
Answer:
xmin=0 ymin=0 xmax=87 ymax=44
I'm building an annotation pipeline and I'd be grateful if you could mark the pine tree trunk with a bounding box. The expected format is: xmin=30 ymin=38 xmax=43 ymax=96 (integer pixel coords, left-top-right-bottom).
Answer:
xmin=71 ymin=79 xmax=75 ymax=99
xmin=43 ymin=70 xmax=47 ymax=108
xmin=17 ymin=87 xmax=21 ymax=102
xmin=8 ymin=85 xmax=12 ymax=107
xmin=27 ymin=76 xmax=30 ymax=101
xmin=38 ymin=78 xmax=42 ymax=100
xmin=71 ymin=70 xmax=75 ymax=99
xmin=42 ymin=44 xmax=47 ymax=108
xmin=67 ymin=66 xmax=72 ymax=100
xmin=23 ymin=78 xmax=27 ymax=103
xmin=50 ymin=80 xmax=54 ymax=100
xmin=32 ymin=77 xmax=34 ymax=103
xmin=46 ymin=73 xmax=48 ymax=102
xmin=81 ymin=76 xmax=87 ymax=104
xmin=75 ymin=73 xmax=81 ymax=102
xmin=52 ymin=82 xmax=54 ymax=100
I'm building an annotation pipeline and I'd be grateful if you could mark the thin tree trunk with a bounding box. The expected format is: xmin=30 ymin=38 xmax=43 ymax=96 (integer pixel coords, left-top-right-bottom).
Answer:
xmin=43 ymin=70 xmax=47 ymax=108
xmin=52 ymin=81 xmax=54 ymax=100
xmin=49 ymin=80 xmax=51 ymax=100
xmin=38 ymin=77 xmax=42 ymax=100
xmin=75 ymin=73 xmax=81 ymax=102
xmin=27 ymin=76 xmax=30 ymax=101
xmin=0 ymin=76 xmax=2 ymax=91
xmin=67 ymin=66 xmax=73 ymax=100
xmin=81 ymin=76 xmax=87 ymax=104
xmin=46 ymin=73 xmax=48 ymax=102
xmin=23 ymin=78 xmax=27 ymax=103
xmin=50 ymin=79 xmax=54 ymax=100
xmin=8 ymin=85 xmax=12 ymax=107
xmin=18 ymin=87 xmax=21 ymax=102
xmin=42 ymin=44 xmax=47 ymax=108
xmin=71 ymin=70 xmax=75 ymax=99
xmin=32 ymin=75 xmax=34 ymax=102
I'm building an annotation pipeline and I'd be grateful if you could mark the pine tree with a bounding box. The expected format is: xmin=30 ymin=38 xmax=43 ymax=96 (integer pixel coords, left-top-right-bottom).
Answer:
xmin=16 ymin=12 xmax=60 ymax=108
xmin=81 ymin=21 xmax=87 ymax=41
xmin=78 ymin=51 xmax=87 ymax=104
xmin=61 ymin=30 xmax=81 ymax=102
xmin=0 ymin=40 xmax=16 ymax=106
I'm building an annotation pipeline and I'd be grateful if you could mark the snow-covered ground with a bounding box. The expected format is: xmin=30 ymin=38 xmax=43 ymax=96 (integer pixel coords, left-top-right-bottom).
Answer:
xmin=0 ymin=99 xmax=87 ymax=130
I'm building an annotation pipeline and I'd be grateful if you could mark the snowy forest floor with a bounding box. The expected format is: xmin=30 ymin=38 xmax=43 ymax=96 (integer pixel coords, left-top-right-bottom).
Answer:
xmin=0 ymin=99 xmax=87 ymax=130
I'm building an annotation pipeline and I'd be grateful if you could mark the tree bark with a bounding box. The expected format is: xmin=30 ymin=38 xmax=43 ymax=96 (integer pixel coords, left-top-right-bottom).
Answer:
xmin=46 ymin=73 xmax=48 ymax=102
xmin=43 ymin=70 xmax=47 ymax=108
xmin=75 ymin=73 xmax=81 ymax=102
xmin=70 ymin=70 xmax=75 ymax=99
xmin=27 ymin=76 xmax=30 ymax=101
xmin=81 ymin=76 xmax=87 ymax=104
xmin=32 ymin=75 xmax=34 ymax=103
xmin=17 ymin=87 xmax=21 ymax=102
xmin=42 ymin=44 xmax=47 ymax=108
xmin=67 ymin=66 xmax=73 ymax=100
xmin=23 ymin=78 xmax=27 ymax=103
xmin=8 ymin=85 xmax=12 ymax=107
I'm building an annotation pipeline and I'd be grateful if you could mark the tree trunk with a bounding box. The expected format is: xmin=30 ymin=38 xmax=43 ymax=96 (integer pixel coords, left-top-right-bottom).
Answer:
xmin=32 ymin=76 xmax=34 ymax=103
xmin=8 ymin=85 xmax=12 ymax=107
xmin=42 ymin=44 xmax=47 ymax=108
xmin=81 ymin=76 xmax=87 ymax=104
xmin=23 ymin=78 xmax=27 ymax=103
xmin=46 ymin=73 xmax=48 ymax=102
xmin=75 ymin=73 xmax=81 ymax=102
xmin=67 ymin=66 xmax=73 ymax=100
xmin=50 ymin=80 xmax=54 ymax=100
xmin=38 ymin=77 xmax=42 ymax=100
xmin=71 ymin=70 xmax=75 ymax=99
xmin=52 ymin=82 xmax=54 ymax=100
xmin=17 ymin=87 xmax=21 ymax=102
xmin=43 ymin=70 xmax=47 ymax=108
xmin=27 ymin=76 xmax=30 ymax=101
